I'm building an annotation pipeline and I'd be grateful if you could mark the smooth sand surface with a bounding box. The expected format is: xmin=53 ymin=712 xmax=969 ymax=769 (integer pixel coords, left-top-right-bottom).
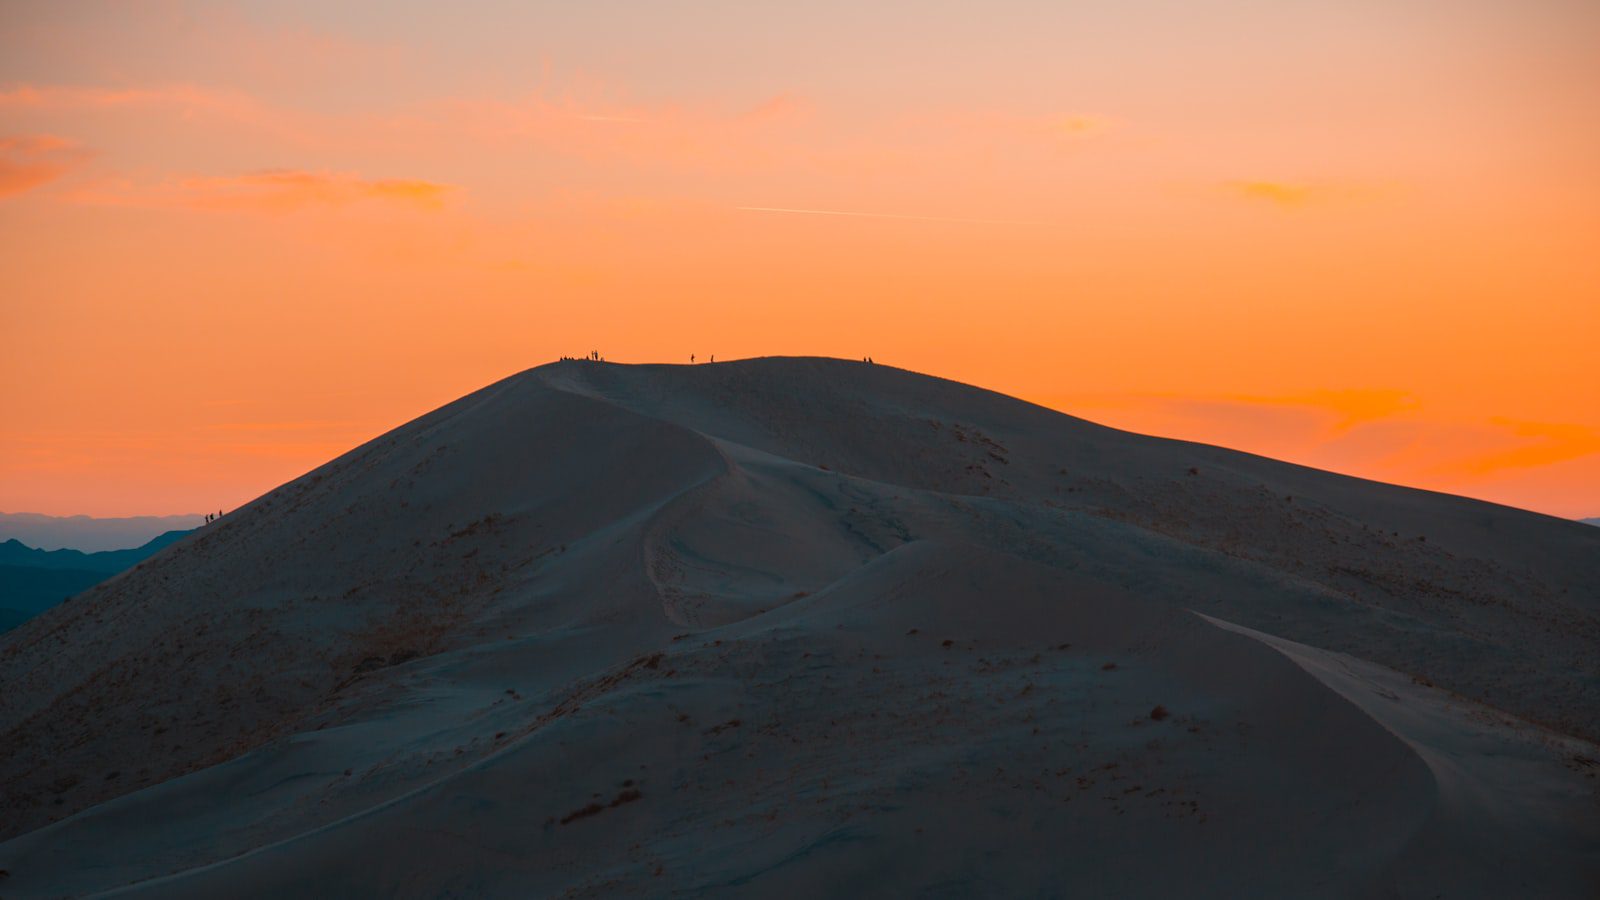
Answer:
xmin=1 ymin=358 xmax=1595 ymax=897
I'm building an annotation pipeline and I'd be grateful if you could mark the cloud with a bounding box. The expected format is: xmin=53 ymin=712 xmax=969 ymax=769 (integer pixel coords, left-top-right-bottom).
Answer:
xmin=70 ymin=169 xmax=454 ymax=212
xmin=420 ymin=89 xmax=822 ymax=169
xmin=212 ymin=170 xmax=453 ymax=210
xmin=1051 ymin=388 xmax=1419 ymax=438
xmin=736 ymin=206 xmax=1053 ymax=226
xmin=0 ymin=84 xmax=151 ymax=109
xmin=0 ymin=83 xmax=258 ymax=115
xmin=1011 ymin=113 xmax=1108 ymax=143
xmin=1038 ymin=390 xmax=1599 ymax=514
xmin=1443 ymin=418 xmax=1600 ymax=476
xmin=1226 ymin=389 xmax=1419 ymax=433
xmin=419 ymin=91 xmax=1099 ymax=174
xmin=0 ymin=82 xmax=307 ymax=147
xmin=1226 ymin=181 xmax=1316 ymax=207
xmin=0 ymin=76 xmax=1115 ymax=186
xmin=738 ymin=93 xmax=815 ymax=124
xmin=930 ymin=111 xmax=1112 ymax=156
xmin=0 ymin=80 xmax=773 ymax=166
xmin=202 ymin=420 xmax=369 ymax=433
xmin=0 ymin=134 xmax=90 ymax=198
xmin=1220 ymin=180 xmax=1383 ymax=209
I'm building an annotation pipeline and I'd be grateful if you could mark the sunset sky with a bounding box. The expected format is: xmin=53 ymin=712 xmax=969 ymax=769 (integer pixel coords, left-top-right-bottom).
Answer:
xmin=1 ymin=0 xmax=1597 ymax=519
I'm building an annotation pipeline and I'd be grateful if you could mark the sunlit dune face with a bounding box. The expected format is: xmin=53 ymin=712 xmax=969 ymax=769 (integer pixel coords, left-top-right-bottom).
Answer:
xmin=0 ymin=1 xmax=1596 ymax=518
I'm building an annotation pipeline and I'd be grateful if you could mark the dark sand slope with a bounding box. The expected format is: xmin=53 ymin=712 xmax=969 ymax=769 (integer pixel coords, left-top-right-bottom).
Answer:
xmin=0 ymin=358 xmax=1595 ymax=897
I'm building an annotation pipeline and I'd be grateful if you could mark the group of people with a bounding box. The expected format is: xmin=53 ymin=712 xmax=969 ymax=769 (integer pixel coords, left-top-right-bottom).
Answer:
xmin=559 ymin=353 xmax=878 ymax=366
xmin=204 ymin=510 xmax=224 ymax=524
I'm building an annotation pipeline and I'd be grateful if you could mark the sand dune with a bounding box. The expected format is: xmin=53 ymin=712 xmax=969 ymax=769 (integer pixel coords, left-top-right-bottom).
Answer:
xmin=1 ymin=358 xmax=1595 ymax=897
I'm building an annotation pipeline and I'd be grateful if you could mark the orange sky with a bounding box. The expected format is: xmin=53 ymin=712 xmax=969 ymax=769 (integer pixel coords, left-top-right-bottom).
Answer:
xmin=2 ymin=0 xmax=1597 ymax=519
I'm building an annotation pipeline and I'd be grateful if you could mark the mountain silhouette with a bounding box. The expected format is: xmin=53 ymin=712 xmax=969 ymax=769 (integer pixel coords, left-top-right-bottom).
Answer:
xmin=0 ymin=513 xmax=205 ymax=553
xmin=0 ymin=530 xmax=193 ymax=573
xmin=0 ymin=530 xmax=195 ymax=631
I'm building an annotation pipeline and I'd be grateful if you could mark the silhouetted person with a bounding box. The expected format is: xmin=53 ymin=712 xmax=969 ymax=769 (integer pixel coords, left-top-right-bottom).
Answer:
xmin=690 ymin=354 xmax=695 ymax=364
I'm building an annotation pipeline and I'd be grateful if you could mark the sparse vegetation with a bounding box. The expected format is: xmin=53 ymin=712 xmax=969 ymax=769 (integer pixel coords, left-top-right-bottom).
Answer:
xmin=559 ymin=786 xmax=643 ymax=825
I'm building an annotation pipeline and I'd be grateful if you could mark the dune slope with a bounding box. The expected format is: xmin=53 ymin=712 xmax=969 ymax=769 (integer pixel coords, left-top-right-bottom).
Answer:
xmin=1 ymin=357 xmax=1595 ymax=897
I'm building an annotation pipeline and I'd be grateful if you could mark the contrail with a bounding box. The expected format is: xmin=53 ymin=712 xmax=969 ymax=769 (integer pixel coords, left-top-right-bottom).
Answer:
xmin=737 ymin=206 xmax=1052 ymax=227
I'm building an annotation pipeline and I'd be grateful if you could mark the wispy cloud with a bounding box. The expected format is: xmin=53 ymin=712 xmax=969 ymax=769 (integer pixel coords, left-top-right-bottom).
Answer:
xmin=997 ymin=113 xmax=1109 ymax=146
xmin=921 ymin=110 xmax=1113 ymax=158
xmin=201 ymin=420 xmax=371 ymax=433
xmin=1221 ymin=180 xmax=1383 ymax=209
xmin=0 ymin=84 xmax=176 ymax=110
xmin=217 ymin=170 xmax=452 ymax=210
xmin=0 ymin=82 xmax=310 ymax=148
xmin=1225 ymin=389 xmax=1419 ymax=433
xmin=0 ymin=82 xmax=267 ymax=118
xmin=1045 ymin=389 xmax=1599 ymax=492
xmin=1443 ymin=419 xmax=1600 ymax=475
xmin=738 ymin=93 xmax=815 ymax=124
xmin=0 ymin=76 xmax=1123 ymax=189
xmin=0 ymin=134 xmax=90 ymax=198
xmin=70 ymin=169 xmax=454 ymax=212
xmin=737 ymin=206 xmax=1054 ymax=226
xmin=1050 ymin=388 xmax=1422 ymax=442
xmin=420 ymin=89 xmax=820 ymax=169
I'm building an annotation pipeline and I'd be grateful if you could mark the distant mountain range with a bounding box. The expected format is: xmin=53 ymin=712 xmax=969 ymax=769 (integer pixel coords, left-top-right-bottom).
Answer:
xmin=0 ymin=511 xmax=206 ymax=552
xmin=0 ymin=530 xmax=192 ymax=631
xmin=1583 ymin=517 xmax=1600 ymax=527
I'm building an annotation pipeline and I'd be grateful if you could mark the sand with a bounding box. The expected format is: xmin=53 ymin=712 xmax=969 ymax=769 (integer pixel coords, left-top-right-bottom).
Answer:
xmin=1 ymin=357 xmax=1595 ymax=897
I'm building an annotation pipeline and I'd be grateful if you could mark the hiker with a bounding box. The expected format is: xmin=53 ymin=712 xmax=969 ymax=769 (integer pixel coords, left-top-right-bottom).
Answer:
xmin=691 ymin=354 xmax=695 ymax=364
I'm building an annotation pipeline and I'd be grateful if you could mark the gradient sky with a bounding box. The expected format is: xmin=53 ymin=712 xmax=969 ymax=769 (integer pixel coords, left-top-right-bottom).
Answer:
xmin=2 ymin=0 xmax=1597 ymax=519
